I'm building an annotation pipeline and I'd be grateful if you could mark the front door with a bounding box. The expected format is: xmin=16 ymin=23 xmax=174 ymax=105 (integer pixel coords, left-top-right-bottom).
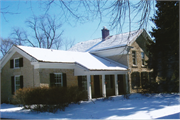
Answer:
xmin=94 ymin=75 xmax=100 ymax=97
xmin=118 ymin=75 xmax=125 ymax=95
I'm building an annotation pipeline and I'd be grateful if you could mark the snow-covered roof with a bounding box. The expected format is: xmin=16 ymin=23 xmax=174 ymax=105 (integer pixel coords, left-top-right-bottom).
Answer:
xmin=68 ymin=29 xmax=144 ymax=52
xmin=17 ymin=46 xmax=127 ymax=71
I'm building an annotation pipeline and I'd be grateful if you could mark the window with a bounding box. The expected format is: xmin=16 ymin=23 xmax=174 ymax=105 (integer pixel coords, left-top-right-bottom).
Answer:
xmin=54 ymin=73 xmax=63 ymax=87
xmin=141 ymin=72 xmax=148 ymax=88
xmin=131 ymin=72 xmax=140 ymax=89
xmin=78 ymin=76 xmax=87 ymax=90
xmin=141 ymin=52 xmax=145 ymax=66
xmin=50 ymin=73 xmax=66 ymax=87
xmin=105 ymin=75 xmax=114 ymax=89
xmin=14 ymin=58 xmax=20 ymax=68
xmin=10 ymin=58 xmax=23 ymax=69
xmin=15 ymin=76 xmax=21 ymax=91
xmin=132 ymin=51 xmax=137 ymax=65
xmin=11 ymin=75 xmax=23 ymax=94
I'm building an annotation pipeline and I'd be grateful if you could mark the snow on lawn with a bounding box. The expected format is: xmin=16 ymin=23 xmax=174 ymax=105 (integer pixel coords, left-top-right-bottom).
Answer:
xmin=1 ymin=93 xmax=180 ymax=119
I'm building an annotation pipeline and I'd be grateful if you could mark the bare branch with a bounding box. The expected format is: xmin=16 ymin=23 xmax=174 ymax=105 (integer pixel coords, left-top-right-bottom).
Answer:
xmin=25 ymin=14 xmax=64 ymax=49
xmin=0 ymin=38 xmax=14 ymax=57
xmin=10 ymin=27 xmax=35 ymax=47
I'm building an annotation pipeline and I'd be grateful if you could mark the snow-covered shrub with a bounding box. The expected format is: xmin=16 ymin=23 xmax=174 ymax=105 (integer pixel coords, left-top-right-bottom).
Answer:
xmin=13 ymin=86 xmax=87 ymax=112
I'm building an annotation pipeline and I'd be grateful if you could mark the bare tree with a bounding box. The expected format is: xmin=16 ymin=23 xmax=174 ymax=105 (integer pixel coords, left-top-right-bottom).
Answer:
xmin=25 ymin=14 xmax=64 ymax=49
xmin=0 ymin=38 xmax=14 ymax=57
xmin=10 ymin=14 xmax=64 ymax=49
xmin=11 ymin=27 xmax=35 ymax=47
xmin=63 ymin=38 xmax=75 ymax=50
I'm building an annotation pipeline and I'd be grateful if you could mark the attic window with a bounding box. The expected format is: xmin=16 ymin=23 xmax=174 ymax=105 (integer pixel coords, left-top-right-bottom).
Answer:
xmin=132 ymin=51 xmax=137 ymax=65
xmin=14 ymin=58 xmax=19 ymax=68
xmin=10 ymin=58 xmax=23 ymax=69
xmin=141 ymin=52 xmax=145 ymax=65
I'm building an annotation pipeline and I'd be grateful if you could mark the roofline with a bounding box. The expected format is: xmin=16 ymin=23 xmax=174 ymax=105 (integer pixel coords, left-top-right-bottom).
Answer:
xmin=38 ymin=61 xmax=128 ymax=71
xmin=0 ymin=45 xmax=129 ymax=71
xmin=89 ymin=69 xmax=129 ymax=71
xmin=90 ymin=44 xmax=128 ymax=53
xmin=16 ymin=45 xmax=39 ymax=62
xmin=0 ymin=45 xmax=15 ymax=61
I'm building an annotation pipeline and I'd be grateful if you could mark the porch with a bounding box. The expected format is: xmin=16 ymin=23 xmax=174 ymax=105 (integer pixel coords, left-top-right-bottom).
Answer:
xmin=77 ymin=72 xmax=129 ymax=100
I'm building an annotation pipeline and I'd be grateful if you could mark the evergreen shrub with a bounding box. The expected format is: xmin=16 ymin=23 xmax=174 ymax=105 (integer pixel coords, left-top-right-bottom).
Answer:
xmin=13 ymin=86 xmax=87 ymax=112
xmin=142 ymin=79 xmax=179 ymax=94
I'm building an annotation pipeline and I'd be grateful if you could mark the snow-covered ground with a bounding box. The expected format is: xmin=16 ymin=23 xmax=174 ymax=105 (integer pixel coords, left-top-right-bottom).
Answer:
xmin=1 ymin=93 xmax=180 ymax=119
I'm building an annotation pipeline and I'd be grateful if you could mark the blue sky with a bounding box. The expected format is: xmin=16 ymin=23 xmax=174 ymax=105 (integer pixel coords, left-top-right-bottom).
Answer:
xmin=0 ymin=0 xmax=156 ymax=50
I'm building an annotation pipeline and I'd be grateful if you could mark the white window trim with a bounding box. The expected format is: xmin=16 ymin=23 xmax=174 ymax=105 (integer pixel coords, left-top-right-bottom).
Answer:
xmin=54 ymin=73 xmax=63 ymax=87
xmin=14 ymin=58 xmax=20 ymax=69
xmin=141 ymin=52 xmax=145 ymax=66
xmin=132 ymin=51 xmax=137 ymax=65
xmin=14 ymin=75 xmax=20 ymax=92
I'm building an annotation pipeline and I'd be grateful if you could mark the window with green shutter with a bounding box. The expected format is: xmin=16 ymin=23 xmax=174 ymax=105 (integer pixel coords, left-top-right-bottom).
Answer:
xmin=10 ymin=58 xmax=23 ymax=69
xmin=11 ymin=75 xmax=23 ymax=94
xmin=78 ymin=76 xmax=87 ymax=90
xmin=141 ymin=72 xmax=148 ymax=87
xmin=50 ymin=73 xmax=66 ymax=87
xmin=132 ymin=51 xmax=137 ymax=65
xmin=141 ymin=52 xmax=145 ymax=66
xmin=131 ymin=72 xmax=140 ymax=89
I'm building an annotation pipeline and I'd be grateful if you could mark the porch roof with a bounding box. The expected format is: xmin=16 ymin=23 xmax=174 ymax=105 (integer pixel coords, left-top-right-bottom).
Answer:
xmin=17 ymin=46 xmax=128 ymax=71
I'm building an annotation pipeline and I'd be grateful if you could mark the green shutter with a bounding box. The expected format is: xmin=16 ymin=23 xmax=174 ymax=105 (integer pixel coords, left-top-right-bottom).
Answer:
xmin=20 ymin=76 xmax=23 ymax=88
xmin=63 ymin=73 xmax=67 ymax=87
xmin=19 ymin=58 xmax=23 ymax=67
xmin=50 ymin=73 xmax=55 ymax=87
xmin=11 ymin=76 xmax=14 ymax=95
xmin=10 ymin=59 xmax=14 ymax=68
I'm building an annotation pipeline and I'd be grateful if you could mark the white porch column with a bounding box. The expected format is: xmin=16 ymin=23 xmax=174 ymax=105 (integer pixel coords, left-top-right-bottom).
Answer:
xmin=114 ymin=74 xmax=118 ymax=96
xmin=125 ymin=73 xmax=129 ymax=93
xmin=102 ymin=74 xmax=106 ymax=97
xmin=87 ymin=74 xmax=92 ymax=100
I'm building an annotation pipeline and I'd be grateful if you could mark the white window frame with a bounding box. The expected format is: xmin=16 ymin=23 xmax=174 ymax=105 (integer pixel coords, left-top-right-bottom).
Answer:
xmin=14 ymin=58 xmax=20 ymax=69
xmin=132 ymin=51 xmax=137 ymax=65
xmin=14 ymin=75 xmax=20 ymax=92
xmin=54 ymin=73 xmax=63 ymax=87
xmin=141 ymin=52 xmax=145 ymax=66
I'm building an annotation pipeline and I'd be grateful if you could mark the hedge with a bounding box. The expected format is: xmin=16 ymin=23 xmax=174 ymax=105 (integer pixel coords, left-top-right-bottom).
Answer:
xmin=13 ymin=86 xmax=87 ymax=112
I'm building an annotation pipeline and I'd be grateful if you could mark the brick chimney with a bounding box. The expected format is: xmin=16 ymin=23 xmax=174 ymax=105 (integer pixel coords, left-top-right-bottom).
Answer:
xmin=101 ymin=26 xmax=109 ymax=41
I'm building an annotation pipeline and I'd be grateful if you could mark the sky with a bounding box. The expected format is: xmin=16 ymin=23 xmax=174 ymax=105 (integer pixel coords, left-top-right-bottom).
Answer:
xmin=0 ymin=0 xmax=156 ymax=50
